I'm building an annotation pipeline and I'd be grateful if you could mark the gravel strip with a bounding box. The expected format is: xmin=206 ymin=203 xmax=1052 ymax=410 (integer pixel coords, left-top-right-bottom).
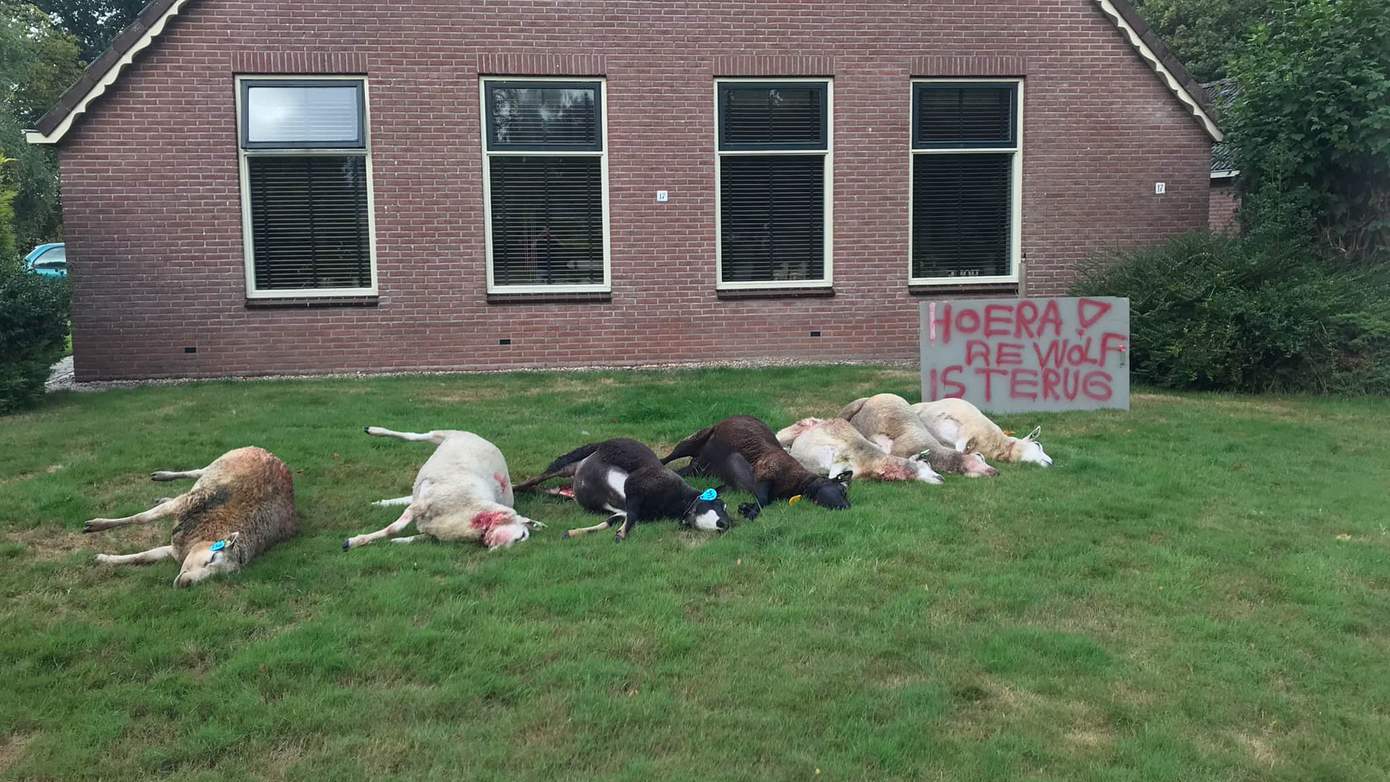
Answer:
xmin=47 ymin=357 xmax=919 ymax=393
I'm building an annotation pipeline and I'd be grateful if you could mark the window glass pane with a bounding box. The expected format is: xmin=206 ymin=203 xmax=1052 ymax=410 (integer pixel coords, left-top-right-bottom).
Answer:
xmin=489 ymin=155 xmax=605 ymax=286
xmin=245 ymin=84 xmax=362 ymax=146
xmin=720 ymin=155 xmax=825 ymax=283
xmin=488 ymin=84 xmax=600 ymax=150
xmin=912 ymin=153 xmax=1012 ymax=278
xmin=914 ymin=85 xmax=1014 ymax=148
xmin=719 ymin=85 xmax=826 ymax=149
xmin=247 ymin=155 xmax=372 ymax=290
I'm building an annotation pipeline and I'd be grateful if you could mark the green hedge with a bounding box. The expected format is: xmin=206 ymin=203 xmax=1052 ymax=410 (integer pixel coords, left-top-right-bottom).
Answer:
xmin=1073 ymin=232 xmax=1390 ymax=394
xmin=0 ymin=265 xmax=69 ymax=414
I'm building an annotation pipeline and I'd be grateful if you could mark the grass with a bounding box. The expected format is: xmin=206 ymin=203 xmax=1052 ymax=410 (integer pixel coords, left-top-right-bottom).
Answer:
xmin=1 ymin=365 xmax=1388 ymax=781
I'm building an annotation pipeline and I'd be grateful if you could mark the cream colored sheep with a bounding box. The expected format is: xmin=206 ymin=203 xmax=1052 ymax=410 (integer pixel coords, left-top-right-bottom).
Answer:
xmin=776 ymin=418 xmax=943 ymax=484
xmin=836 ymin=394 xmax=998 ymax=478
xmin=910 ymin=399 xmax=1052 ymax=466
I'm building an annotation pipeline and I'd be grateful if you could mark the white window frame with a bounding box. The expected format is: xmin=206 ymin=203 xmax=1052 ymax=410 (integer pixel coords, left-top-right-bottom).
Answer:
xmin=480 ymin=76 xmax=611 ymax=295
xmin=908 ymin=77 xmax=1023 ymax=286
xmin=714 ymin=77 xmax=834 ymax=291
xmin=235 ymin=75 xmax=379 ymax=299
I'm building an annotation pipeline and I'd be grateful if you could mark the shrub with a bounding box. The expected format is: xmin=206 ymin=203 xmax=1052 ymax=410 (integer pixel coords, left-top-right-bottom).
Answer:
xmin=0 ymin=264 xmax=69 ymax=414
xmin=1227 ymin=0 xmax=1390 ymax=260
xmin=1073 ymin=232 xmax=1390 ymax=394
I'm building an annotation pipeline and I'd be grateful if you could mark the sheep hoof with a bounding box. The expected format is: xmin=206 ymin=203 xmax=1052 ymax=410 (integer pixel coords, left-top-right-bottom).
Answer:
xmin=341 ymin=539 xmax=352 ymax=551
xmin=362 ymin=426 xmax=371 ymax=434
xmin=738 ymin=503 xmax=761 ymax=521
xmin=561 ymin=530 xmax=570 ymax=540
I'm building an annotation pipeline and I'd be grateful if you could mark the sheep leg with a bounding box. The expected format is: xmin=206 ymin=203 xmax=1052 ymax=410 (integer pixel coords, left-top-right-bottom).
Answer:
xmin=513 ymin=461 xmax=580 ymax=492
xmin=363 ymin=426 xmax=445 ymax=445
xmin=343 ymin=507 xmax=414 ymax=550
xmin=673 ymin=462 xmax=705 ymax=478
xmin=562 ymin=516 xmax=618 ymax=539
xmin=82 ymin=497 xmax=183 ymax=534
xmin=390 ymin=534 xmax=429 ymax=544
xmin=614 ymin=498 xmax=646 ymax=543
xmin=371 ymin=496 xmax=413 ymax=507
xmin=660 ymin=426 xmax=713 ymax=465
xmin=95 ymin=545 xmax=176 ymax=566
xmin=151 ymin=469 xmax=205 ymax=482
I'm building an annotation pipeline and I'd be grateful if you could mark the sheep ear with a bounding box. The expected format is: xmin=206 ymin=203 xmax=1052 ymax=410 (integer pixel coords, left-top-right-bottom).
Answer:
xmin=1026 ymin=426 xmax=1042 ymax=441
xmin=225 ymin=532 xmax=242 ymax=548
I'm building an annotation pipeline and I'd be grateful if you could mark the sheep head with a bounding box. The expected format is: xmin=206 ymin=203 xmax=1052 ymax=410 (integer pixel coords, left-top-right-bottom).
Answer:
xmin=1009 ymin=426 xmax=1053 ymax=467
xmin=174 ymin=533 xmax=242 ymax=588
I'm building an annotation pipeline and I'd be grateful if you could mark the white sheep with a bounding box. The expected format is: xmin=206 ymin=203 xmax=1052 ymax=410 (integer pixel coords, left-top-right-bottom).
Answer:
xmin=344 ymin=427 xmax=541 ymax=550
xmin=910 ymin=398 xmax=1053 ymax=466
xmin=776 ymin=417 xmax=943 ymax=484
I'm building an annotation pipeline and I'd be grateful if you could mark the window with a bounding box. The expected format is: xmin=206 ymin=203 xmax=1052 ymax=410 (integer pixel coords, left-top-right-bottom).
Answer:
xmin=236 ymin=77 xmax=375 ymax=298
xmin=910 ymin=80 xmax=1022 ymax=284
xmin=715 ymin=80 xmax=832 ymax=289
xmin=34 ymin=246 xmax=66 ymax=270
xmin=481 ymin=78 xmax=609 ymax=294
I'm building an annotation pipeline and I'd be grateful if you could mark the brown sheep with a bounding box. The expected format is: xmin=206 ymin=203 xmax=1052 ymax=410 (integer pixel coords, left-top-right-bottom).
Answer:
xmin=83 ymin=447 xmax=297 ymax=587
xmin=662 ymin=415 xmax=851 ymax=518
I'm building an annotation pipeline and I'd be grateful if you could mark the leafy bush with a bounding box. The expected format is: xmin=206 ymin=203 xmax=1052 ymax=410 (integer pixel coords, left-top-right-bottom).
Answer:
xmin=1227 ymin=0 xmax=1390 ymax=259
xmin=0 ymin=264 xmax=69 ymax=414
xmin=1073 ymin=232 xmax=1390 ymax=394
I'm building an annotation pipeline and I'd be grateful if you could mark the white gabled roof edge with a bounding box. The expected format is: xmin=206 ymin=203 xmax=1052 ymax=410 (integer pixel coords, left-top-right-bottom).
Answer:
xmin=24 ymin=0 xmax=191 ymax=144
xmin=1094 ymin=0 xmax=1223 ymax=142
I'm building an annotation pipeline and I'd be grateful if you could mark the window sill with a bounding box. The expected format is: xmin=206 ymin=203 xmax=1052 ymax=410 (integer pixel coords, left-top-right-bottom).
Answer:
xmin=245 ymin=295 xmax=379 ymax=309
xmin=486 ymin=291 xmax=613 ymax=305
xmin=908 ymin=282 xmax=1018 ymax=297
xmin=716 ymin=286 xmax=835 ymax=301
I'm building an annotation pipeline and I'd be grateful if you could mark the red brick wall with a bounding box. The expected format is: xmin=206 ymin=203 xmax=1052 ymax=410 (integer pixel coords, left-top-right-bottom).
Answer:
xmin=1209 ymin=178 xmax=1239 ymax=232
xmin=58 ymin=0 xmax=1213 ymax=381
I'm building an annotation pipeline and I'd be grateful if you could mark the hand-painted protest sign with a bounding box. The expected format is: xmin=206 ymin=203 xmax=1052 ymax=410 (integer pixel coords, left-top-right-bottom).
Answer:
xmin=920 ymin=297 xmax=1129 ymax=413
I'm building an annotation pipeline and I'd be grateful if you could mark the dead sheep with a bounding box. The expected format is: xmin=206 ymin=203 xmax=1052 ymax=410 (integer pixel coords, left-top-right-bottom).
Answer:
xmin=344 ymin=427 xmax=541 ymax=550
xmin=515 ymin=438 xmax=734 ymax=542
xmin=910 ymin=398 xmax=1053 ymax=466
xmin=662 ymin=415 xmax=852 ymax=518
xmin=837 ymin=394 xmax=999 ymax=478
xmin=776 ymin=417 xmax=943 ymax=484
xmin=83 ymin=446 xmax=298 ymax=588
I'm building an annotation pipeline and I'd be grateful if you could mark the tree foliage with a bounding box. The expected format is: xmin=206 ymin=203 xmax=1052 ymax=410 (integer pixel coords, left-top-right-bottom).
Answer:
xmin=1131 ymin=0 xmax=1274 ymax=83
xmin=0 ymin=262 xmax=69 ymax=413
xmin=33 ymin=0 xmax=142 ymax=62
xmin=0 ymin=2 xmax=83 ymax=255
xmin=1227 ymin=0 xmax=1390 ymax=260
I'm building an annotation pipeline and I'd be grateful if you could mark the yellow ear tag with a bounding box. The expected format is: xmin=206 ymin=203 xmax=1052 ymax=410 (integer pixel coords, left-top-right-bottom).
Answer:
xmin=788 ymin=495 xmax=803 ymax=505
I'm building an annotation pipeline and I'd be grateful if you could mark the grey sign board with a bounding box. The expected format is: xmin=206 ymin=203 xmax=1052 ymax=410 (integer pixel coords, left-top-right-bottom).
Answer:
xmin=919 ymin=296 xmax=1130 ymax=413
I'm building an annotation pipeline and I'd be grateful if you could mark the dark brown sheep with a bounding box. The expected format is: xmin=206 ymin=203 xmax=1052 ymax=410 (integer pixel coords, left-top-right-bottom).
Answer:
xmin=662 ymin=416 xmax=851 ymax=517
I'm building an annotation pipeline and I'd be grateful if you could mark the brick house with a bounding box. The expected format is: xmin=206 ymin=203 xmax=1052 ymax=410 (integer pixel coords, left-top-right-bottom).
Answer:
xmin=28 ymin=0 xmax=1221 ymax=381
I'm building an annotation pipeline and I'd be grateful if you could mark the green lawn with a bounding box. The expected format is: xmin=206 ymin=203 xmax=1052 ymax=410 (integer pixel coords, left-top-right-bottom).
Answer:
xmin=2 ymin=366 xmax=1388 ymax=781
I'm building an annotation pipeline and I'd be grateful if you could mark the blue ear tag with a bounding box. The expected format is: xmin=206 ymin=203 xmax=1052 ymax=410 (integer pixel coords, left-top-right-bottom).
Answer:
xmin=209 ymin=540 xmax=227 ymax=553
xmin=699 ymin=488 xmax=718 ymax=502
